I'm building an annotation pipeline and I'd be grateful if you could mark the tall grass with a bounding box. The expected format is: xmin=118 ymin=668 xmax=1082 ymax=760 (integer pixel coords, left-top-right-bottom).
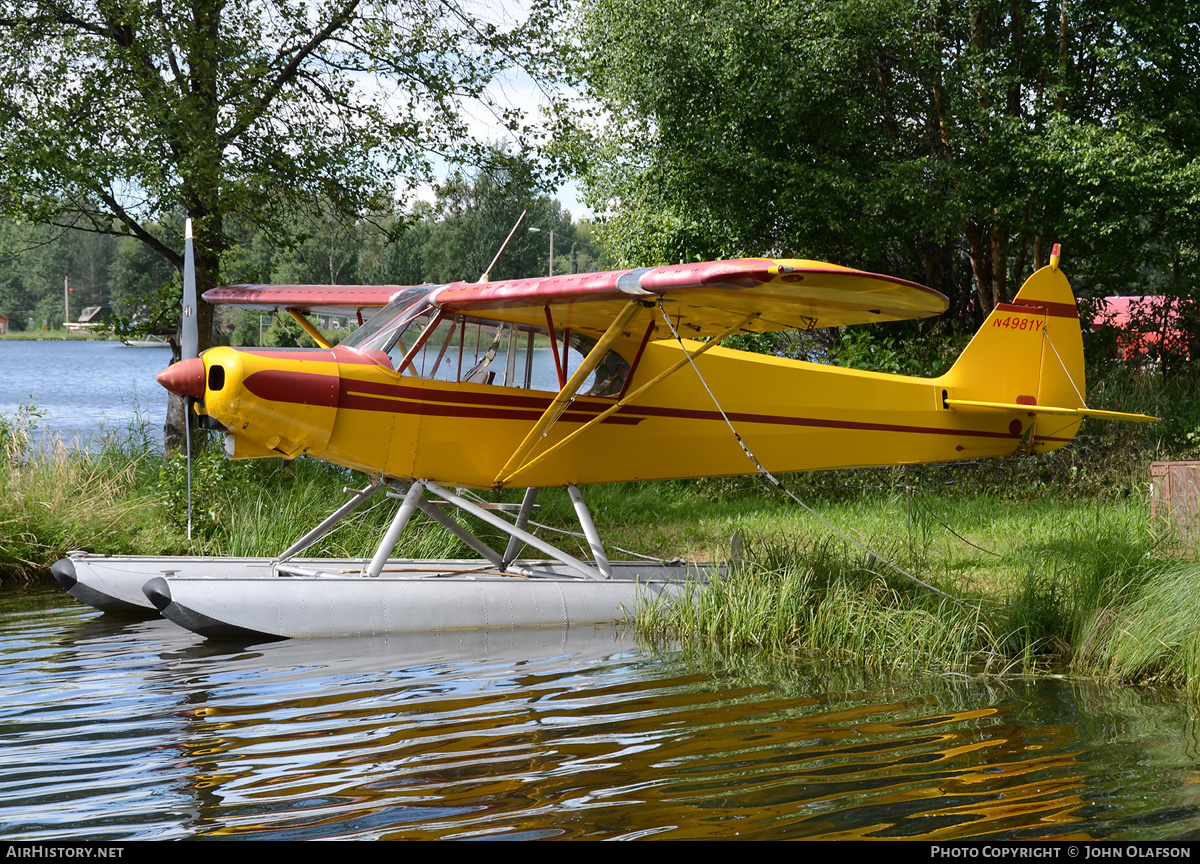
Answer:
xmin=151 ymin=435 xmax=484 ymax=560
xmin=640 ymin=536 xmax=996 ymax=672
xmin=0 ymin=408 xmax=171 ymax=577
xmin=1001 ymin=501 xmax=1158 ymax=666
xmin=1073 ymin=562 xmax=1200 ymax=698
xmin=639 ymin=493 xmax=1170 ymax=678
xmin=200 ymin=469 xmax=465 ymax=560
xmin=0 ymin=419 xmax=474 ymax=578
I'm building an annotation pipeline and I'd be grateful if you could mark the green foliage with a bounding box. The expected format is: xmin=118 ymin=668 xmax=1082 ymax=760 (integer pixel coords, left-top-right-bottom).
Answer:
xmin=260 ymin=320 xmax=301 ymax=348
xmin=569 ymin=0 xmax=1200 ymax=323
xmin=0 ymin=220 xmax=121 ymax=330
xmin=0 ymin=151 xmax=597 ymax=335
xmin=824 ymin=326 xmax=970 ymax=377
xmin=228 ymin=310 xmax=264 ymax=347
xmin=158 ymin=442 xmax=233 ymax=540
xmin=421 ymin=151 xmax=599 ymax=283
xmin=721 ymin=319 xmax=970 ymax=378
xmin=0 ymin=401 xmax=44 ymax=456
xmin=0 ymin=0 xmax=562 ymax=372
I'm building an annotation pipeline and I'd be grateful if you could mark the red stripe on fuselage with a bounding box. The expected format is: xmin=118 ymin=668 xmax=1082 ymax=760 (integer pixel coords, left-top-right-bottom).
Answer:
xmin=244 ymin=367 xmax=1073 ymax=444
xmin=340 ymin=378 xmax=1066 ymax=441
xmin=337 ymin=389 xmax=643 ymax=425
xmin=618 ymin=403 xmax=1054 ymax=441
xmin=244 ymin=369 xmax=339 ymax=407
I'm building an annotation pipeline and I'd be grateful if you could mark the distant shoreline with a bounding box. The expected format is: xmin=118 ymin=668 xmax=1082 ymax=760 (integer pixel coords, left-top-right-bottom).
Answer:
xmin=0 ymin=331 xmax=113 ymax=342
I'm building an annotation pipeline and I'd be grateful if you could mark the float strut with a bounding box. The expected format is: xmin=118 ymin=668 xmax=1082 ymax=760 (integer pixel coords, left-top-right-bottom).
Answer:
xmin=423 ymin=481 xmax=605 ymax=580
xmin=567 ymin=485 xmax=611 ymax=577
xmin=501 ymin=488 xmax=540 ymax=567
xmin=277 ymin=480 xmax=382 ymax=564
xmin=367 ymin=481 xmax=424 ymax=577
xmin=415 ymin=499 xmax=506 ymax=568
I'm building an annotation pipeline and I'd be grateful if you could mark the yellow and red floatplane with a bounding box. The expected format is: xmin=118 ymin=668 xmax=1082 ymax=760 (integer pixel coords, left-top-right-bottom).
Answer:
xmin=52 ymin=232 xmax=1154 ymax=640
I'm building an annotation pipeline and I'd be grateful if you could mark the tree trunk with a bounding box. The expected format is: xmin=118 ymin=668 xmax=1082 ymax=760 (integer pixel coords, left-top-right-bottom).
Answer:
xmin=965 ymin=221 xmax=994 ymax=315
xmin=164 ymin=392 xmax=189 ymax=455
xmin=163 ymin=0 xmax=222 ymax=453
xmin=990 ymin=224 xmax=1008 ymax=306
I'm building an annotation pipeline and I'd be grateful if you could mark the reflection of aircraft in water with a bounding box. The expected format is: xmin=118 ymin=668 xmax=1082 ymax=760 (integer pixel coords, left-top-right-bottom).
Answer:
xmin=54 ymin=239 xmax=1154 ymax=639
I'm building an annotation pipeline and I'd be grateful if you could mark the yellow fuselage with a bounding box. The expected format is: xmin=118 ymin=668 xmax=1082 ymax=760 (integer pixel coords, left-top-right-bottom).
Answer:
xmin=203 ymin=328 xmax=1074 ymax=490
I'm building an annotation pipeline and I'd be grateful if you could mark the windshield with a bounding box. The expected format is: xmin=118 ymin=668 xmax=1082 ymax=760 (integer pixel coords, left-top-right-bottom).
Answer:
xmin=339 ymin=286 xmax=437 ymax=354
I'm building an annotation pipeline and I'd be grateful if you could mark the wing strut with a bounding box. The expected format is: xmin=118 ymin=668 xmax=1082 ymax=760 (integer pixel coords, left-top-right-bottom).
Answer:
xmin=287 ymin=308 xmax=333 ymax=349
xmin=497 ymin=312 xmax=757 ymax=486
xmin=494 ymin=300 xmax=647 ymax=485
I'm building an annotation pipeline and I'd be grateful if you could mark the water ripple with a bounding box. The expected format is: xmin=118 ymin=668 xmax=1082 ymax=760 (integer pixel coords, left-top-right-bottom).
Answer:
xmin=3 ymin=587 xmax=1200 ymax=839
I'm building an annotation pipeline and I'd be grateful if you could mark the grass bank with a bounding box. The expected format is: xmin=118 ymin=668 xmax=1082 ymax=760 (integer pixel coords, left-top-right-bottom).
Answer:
xmin=636 ymin=494 xmax=1161 ymax=677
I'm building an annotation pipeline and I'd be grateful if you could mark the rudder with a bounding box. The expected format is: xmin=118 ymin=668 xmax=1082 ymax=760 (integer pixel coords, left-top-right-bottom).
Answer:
xmin=938 ymin=259 xmax=1086 ymax=452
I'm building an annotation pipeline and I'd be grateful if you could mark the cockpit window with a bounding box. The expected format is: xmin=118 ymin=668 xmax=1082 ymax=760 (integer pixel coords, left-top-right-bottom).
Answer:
xmin=338 ymin=287 xmax=437 ymax=354
xmin=342 ymin=298 xmax=628 ymax=396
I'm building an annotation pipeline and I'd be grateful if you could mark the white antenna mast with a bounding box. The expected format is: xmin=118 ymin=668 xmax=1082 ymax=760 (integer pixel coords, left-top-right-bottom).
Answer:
xmin=478 ymin=210 xmax=527 ymax=283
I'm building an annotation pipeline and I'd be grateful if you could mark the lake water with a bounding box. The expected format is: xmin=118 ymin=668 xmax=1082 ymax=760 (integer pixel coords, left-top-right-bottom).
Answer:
xmin=0 ymin=340 xmax=169 ymax=444
xmin=4 ymin=343 xmax=1200 ymax=841
xmin=3 ymin=583 xmax=1200 ymax=841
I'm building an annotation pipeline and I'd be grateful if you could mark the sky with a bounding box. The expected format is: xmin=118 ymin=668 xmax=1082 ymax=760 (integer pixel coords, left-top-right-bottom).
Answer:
xmin=411 ymin=0 xmax=593 ymax=222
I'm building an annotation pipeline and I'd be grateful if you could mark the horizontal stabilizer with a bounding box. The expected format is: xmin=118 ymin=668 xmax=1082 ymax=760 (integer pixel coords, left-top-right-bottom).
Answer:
xmin=945 ymin=398 xmax=1157 ymax=423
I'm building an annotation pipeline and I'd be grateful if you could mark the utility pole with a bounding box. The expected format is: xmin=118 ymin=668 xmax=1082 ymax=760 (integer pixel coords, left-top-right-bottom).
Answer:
xmin=529 ymin=226 xmax=555 ymax=277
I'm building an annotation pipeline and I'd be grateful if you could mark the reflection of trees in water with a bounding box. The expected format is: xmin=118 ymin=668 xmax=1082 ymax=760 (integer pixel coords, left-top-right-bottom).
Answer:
xmin=164 ymin=641 xmax=1174 ymax=840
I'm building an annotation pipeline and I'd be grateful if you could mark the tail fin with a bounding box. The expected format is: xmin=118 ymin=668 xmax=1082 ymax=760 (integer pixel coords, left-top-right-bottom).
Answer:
xmin=938 ymin=261 xmax=1088 ymax=453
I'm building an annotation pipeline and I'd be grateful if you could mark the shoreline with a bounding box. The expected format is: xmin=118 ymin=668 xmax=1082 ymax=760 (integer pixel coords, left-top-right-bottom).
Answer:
xmin=0 ymin=331 xmax=115 ymax=342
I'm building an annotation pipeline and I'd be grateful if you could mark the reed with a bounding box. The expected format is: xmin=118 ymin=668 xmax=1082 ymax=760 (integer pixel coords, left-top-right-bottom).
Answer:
xmin=1073 ymin=562 xmax=1200 ymax=697
xmin=202 ymin=472 xmax=466 ymax=560
xmin=637 ymin=494 xmax=1166 ymax=676
xmin=1007 ymin=504 xmax=1156 ymax=655
xmin=0 ymin=413 xmax=170 ymax=578
xmin=640 ymin=536 xmax=995 ymax=673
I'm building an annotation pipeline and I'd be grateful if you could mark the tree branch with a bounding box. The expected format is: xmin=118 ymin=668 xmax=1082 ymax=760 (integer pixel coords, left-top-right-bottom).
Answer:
xmin=223 ymin=0 xmax=363 ymax=145
xmin=92 ymin=187 xmax=181 ymax=267
xmin=153 ymin=0 xmax=182 ymax=81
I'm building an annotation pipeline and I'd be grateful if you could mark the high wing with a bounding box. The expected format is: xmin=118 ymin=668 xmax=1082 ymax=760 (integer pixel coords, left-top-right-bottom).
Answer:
xmin=201 ymin=259 xmax=947 ymax=338
xmin=203 ymin=284 xmax=423 ymax=318
xmin=430 ymin=258 xmax=948 ymax=338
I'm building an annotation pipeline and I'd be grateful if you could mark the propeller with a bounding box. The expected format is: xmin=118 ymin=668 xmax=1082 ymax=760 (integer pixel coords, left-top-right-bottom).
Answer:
xmin=182 ymin=218 xmax=198 ymax=360
xmin=156 ymin=219 xmax=200 ymax=541
xmin=181 ymin=219 xmax=197 ymax=540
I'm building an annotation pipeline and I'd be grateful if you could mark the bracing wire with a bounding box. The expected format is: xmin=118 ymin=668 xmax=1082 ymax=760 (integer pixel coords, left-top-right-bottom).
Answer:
xmin=908 ymin=487 xmax=1002 ymax=557
xmin=1041 ymin=323 xmax=1088 ymax=407
xmin=656 ymin=300 xmax=964 ymax=602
